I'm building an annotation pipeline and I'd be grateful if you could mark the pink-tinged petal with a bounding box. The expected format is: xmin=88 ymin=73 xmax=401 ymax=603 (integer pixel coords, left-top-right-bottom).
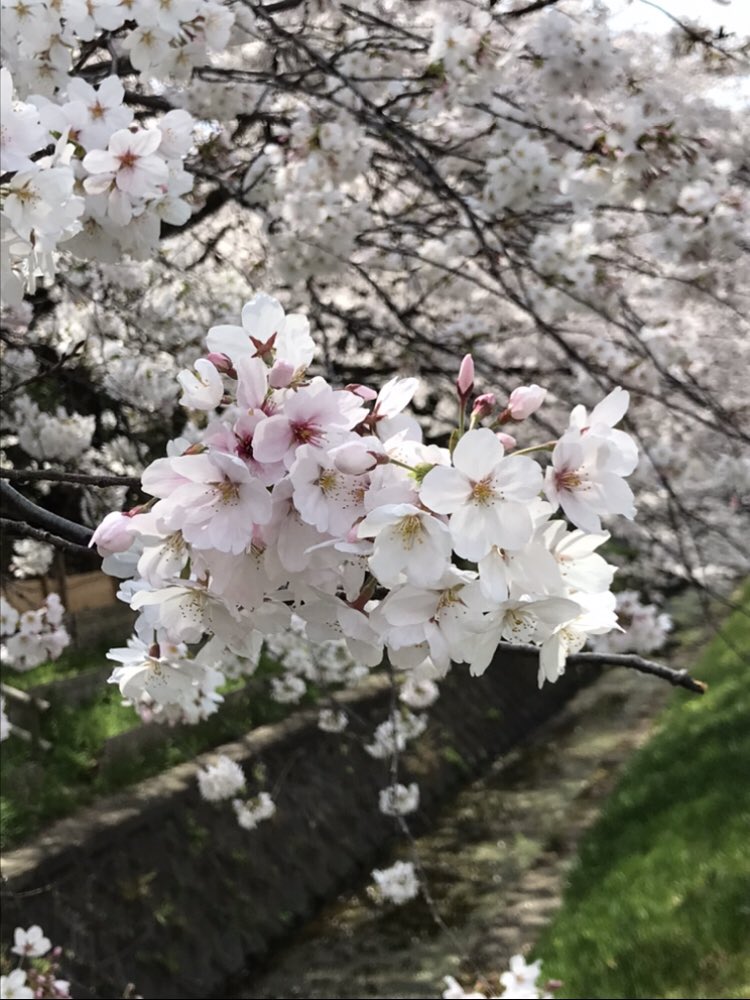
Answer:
xmin=107 ymin=129 xmax=136 ymax=155
xmin=494 ymin=454 xmax=543 ymax=499
xmin=383 ymin=589 xmax=438 ymax=626
xmin=599 ymin=473 xmax=636 ymax=519
xmin=559 ymin=491 xmax=603 ymax=534
xmin=538 ymin=636 xmax=565 ymax=687
xmin=83 ymin=172 xmax=115 ymax=194
xmin=169 ymin=453 xmax=218 ymax=483
xmin=108 ymin=187 xmax=132 ymax=226
xmin=589 ymin=386 xmax=629 ymax=428
xmin=241 ymin=292 xmax=285 ymax=340
xmin=116 ymin=155 xmax=168 ymax=194
xmin=269 ymin=359 xmax=295 ymax=388
xmin=236 ymin=355 xmax=268 ymax=410
xmin=211 ymin=450 xmax=253 ymax=483
xmin=160 ymin=197 xmax=191 ymax=226
xmin=141 ymin=457 xmax=189 ymax=497
xmin=252 ymin=414 xmax=293 ymax=463
xmin=206 ymin=324 xmax=251 ymax=362
xmin=96 ymin=4 xmax=127 ymax=30
xmin=477 ymin=550 xmax=510 ymax=602
xmin=83 ymin=149 xmax=119 ymax=173
xmin=452 ymin=427 xmax=505 ymax=479
xmin=543 ymin=465 xmax=561 ymax=509
xmin=66 ymin=77 xmax=95 ymax=103
xmin=531 ymin=597 xmax=581 ymax=625
xmin=376 ymin=376 xmax=419 ymax=418
xmin=449 ymin=504 xmax=496 ymax=561
xmin=597 ymin=428 xmax=638 ymax=476
xmin=358 ymin=503 xmax=422 ymax=537
xmin=130 ymin=128 xmax=162 ymax=156
xmin=552 ymin=434 xmax=584 ymax=471
xmin=494 ymin=500 xmax=533 ymax=550
xmin=98 ymin=75 xmax=124 ymax=105
xmin=468 ymin=629 xmax=498 ymax=676
xmin=420 ymin=465 xmax=471 ymax=514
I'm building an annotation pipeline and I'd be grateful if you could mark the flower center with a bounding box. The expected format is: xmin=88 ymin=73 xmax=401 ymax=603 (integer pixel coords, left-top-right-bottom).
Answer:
xmin=396 ymin=514 xmax=423 ymax=549
xmin=470 ymin=476 xmax=495 ymax=506
xmin=217 ymin=481 xmax=240 ymax=505
xmin=291 ymin=420 xmax=324 ymax=446
xmin=118 ymin=150 xmax=138 ymax=170
xmin=436 ymin=584 xmax=464 ymax=614
xmin=555 ymin=468 xmax=584 ymax=492
xmin=316 ymin=469 xmax=338 ymax=495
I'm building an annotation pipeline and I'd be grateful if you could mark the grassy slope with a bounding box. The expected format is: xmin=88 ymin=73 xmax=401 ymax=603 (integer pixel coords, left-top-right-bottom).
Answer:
xmin=0 ymin=657 xmax=296 ymax=851
xmin=536 ymin=583 xmax=750 ymax=999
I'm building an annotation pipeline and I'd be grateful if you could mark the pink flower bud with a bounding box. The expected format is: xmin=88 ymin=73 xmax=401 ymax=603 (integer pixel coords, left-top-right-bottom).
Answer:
xmin=268 ymin=359 xmax=296 ymax=388
xmin=345 ymin=383 xmax=379 ymax=401
xmin=471 ymin=392 xmax=496 ymax=421
xmin=205 ymin=352 xmax=234 ymax=375
xmin=506 ymin=384 xmax=546 ymax=420
xmin=496 ymin=431 xmax=517 ymax=450
xmin=330 ymin=439 xmax=382 ymax=475
xmin=457 ymin=354 xmax=475 ymax=398
xmin=89 ymin=511 xmax=137 ymax=555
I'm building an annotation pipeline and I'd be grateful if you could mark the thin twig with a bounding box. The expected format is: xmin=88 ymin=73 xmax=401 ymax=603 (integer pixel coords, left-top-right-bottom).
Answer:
xmin=499 ymin=642 xmax=707 ymax=694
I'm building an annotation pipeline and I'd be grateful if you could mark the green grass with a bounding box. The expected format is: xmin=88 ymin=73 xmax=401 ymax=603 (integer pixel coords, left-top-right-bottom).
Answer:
xmin=536 ymin=582 xmax=750 ymax=999
xmin=1 ymin=641 xmax=112 ymax=689
xmin=0 ymin=654 xmax=302 ymax=851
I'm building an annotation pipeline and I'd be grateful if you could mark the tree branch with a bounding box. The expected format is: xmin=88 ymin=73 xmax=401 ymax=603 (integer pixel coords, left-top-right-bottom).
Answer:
xmin=501 ymin=642 xmax=707 ymax=694
xmin=0 ymin=517 xmax=95 ymax=557
xmin=0 ymin=468 xmax=141 ymax=489
xmin=0 ymin=481 xmax=93 ymax=547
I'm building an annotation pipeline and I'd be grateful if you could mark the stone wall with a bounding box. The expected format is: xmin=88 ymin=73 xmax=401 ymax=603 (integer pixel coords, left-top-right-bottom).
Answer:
xmin=0 ymin=652 xmax=594 ymax=1000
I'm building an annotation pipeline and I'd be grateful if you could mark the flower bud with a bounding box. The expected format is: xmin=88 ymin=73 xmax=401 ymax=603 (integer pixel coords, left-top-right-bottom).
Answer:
xmin=505 ymin=384 xmax=546 ymax=420
xmin=456 ymin=354 xmax=475 ymax=398
xmin=330 ymin=439 xmax=382 ymax=475
xmin=205 ymin=352 xmax=234 ymax=375
xmin=89 ymin=511 xmax=137 ymax=555
xmin=345 ymin=383 xmax=379 ymax=401
xmin=471 ymin=392 xmax=496 ymax=421
xmin=496 ymin=431 xmax=517 ymax=450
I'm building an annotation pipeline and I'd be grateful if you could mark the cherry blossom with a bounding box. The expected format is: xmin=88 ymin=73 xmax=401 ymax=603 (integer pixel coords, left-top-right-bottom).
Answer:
xmin=420 ymin=429 xmax=543 ymax=560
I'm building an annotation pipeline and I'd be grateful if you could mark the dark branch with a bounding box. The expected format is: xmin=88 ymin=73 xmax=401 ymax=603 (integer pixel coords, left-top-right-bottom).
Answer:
xmin=1 ymin=517 xmax=95 ymax=557
xmin=0 ymin=481 xmax=93 ymax=547
xmin=0 ymin=468 xmax=141 ymax=489
xmin=501 ymin=642 xmax=707 ymax=694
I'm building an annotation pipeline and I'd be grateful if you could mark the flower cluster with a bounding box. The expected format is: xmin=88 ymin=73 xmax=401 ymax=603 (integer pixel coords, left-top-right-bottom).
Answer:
xmin=0 ymin=594 xmax=69 ymax=672
xmin=441 ymin=953 xmax=557 ymax=1000
xmin=9 ymin=539 xmax=54 ymax=579
xmin=196 ymin=753 xmax=276 ymax=833
xmin=379 ymin=782 xmax=420 ymax=818
xmin=591 ymin=591 xmax=672 ymax=656
xmin=369 ymin=860 xmax=420 ymax=906
xmin=197 ymin=753 xmax=246 ymax=803
xmin=1 ymin=67 xmax=195 ymax=303
xmin=1 ymin=925 xmax=71 ymax=1000
xmin=232 ymin=792 xmax=276 ymax=832
xmin=92 ymin=293 xmax=638 ymax=722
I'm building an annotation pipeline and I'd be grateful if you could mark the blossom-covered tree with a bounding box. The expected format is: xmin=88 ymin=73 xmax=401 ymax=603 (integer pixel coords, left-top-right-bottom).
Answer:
xmin=1 ymin=1 xmax=747 ymax=994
